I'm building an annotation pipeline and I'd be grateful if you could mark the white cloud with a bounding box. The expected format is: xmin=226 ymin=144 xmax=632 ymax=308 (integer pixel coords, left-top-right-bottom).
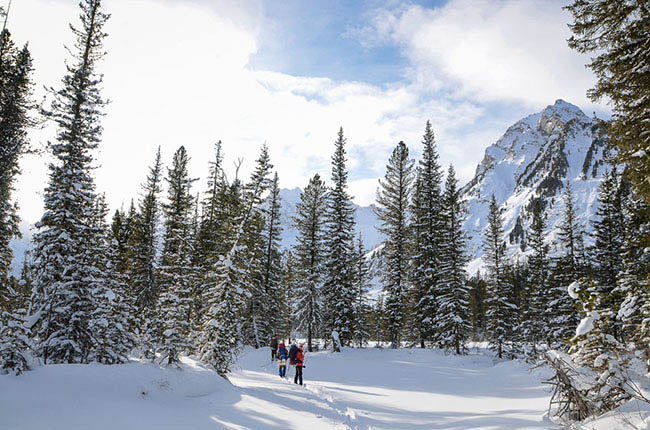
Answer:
xmin=355 ymin=0 xmax=600 ymax=110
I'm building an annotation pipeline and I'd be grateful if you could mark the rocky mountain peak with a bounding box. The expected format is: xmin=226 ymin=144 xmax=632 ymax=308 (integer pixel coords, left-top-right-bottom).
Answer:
xmin=462 ymin=100 xmax=611 ymax=272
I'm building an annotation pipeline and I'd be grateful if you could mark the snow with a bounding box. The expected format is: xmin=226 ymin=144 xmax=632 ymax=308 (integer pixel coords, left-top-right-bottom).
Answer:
xmin=576 ymin=311 xmax=599 ymax=337
xmin=567 ymin=281 xmax=580 ymax=299
xmin=0 ymin=347 xmax=555 ymax=429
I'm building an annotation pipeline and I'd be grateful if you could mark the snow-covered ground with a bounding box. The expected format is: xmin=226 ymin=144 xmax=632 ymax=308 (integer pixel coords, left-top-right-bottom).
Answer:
xmin=0 ymin=346 xmax=559 ymax=430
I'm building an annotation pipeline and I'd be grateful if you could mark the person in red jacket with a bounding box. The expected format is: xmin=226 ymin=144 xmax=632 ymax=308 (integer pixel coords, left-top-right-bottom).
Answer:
xmin=294 ymin=344 xmax=305 ymax=385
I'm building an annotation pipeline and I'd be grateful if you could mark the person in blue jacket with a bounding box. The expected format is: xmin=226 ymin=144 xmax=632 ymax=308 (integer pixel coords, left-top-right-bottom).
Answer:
xmin=277 ymin=341 xmax=288 ymax=378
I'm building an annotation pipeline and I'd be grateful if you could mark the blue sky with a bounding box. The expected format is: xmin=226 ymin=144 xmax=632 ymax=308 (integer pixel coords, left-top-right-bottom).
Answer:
xmin=250 ymin=0 xmax=412 ymax=85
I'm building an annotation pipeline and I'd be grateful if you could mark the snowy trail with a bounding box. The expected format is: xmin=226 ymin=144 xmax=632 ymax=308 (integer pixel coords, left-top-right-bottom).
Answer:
xmin=1 ymin=347 xmax=556 ymax=430
xmin=231 ymin=347 xmax=556 ymax=430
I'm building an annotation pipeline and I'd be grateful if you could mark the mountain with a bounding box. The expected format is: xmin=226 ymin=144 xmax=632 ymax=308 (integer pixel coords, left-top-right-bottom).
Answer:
xmin=461 ymin=99 xmax=612 ymax=272
xmin=277 ymin=187 xmax=383 ymax=251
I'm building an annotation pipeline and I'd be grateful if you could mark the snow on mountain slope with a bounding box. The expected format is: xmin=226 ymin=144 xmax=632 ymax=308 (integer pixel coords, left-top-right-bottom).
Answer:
xmin=462 ymin=99 xmax=612 ymax=271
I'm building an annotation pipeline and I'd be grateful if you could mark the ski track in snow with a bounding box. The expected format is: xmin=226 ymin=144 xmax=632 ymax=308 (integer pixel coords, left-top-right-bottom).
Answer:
xmin=0 ymin=347 xmax=557 ymax=430
xmin=231 ymin=347 xmax=557 ymax=430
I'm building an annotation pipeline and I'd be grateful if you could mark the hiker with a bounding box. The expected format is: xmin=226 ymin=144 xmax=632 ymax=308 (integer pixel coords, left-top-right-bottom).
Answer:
xmin=277 ymin=340 xmax=288 ymax=378
xmin=288 ymin=342 xmax=299 ymax=379
xmin=289 ymin=342 xmax=299 ymax=366
xmin=270 ymin=334 xmax=279 ymax=361
xmin=294 ymin=344 xmax=305 ymax=385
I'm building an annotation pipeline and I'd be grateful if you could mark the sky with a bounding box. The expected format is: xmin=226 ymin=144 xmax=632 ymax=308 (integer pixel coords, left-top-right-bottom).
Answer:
xmin=7 ymin=0 xmax=608 ymax=234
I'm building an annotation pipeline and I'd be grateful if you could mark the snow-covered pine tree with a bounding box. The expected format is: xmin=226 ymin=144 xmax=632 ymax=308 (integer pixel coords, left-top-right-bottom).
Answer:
xmin=520 ymin=199 xmax=549 ymax=355
xmin=130 ymin=148 xmax=163 ymax=308
xmin=242 ymin=145 xmax=273 ymax=348
xmin=110 ymin=201 xmax=136 ymax=276
xmin=30 ymin=0 xmax=110 ymax=364
xmin=156 ymin=146 xmax=196 ymax=366
xmin=468 ymin=272 xmax=487 ymax=339
xmin=0 ymin=303 xmax=30 ymax=374
xmin=617 ymin=192 xmax=650 ymax=366
xmin=200 ymin=146 xmax=270 ymax=375
xmin=376 ymin=141 xmax=415 ymax=349
xmin=323 ymin=128 xmax=357 ymax=347
xmin=260 ymin=172 xmax=284 ymax=340
xmin=292 ymin=174 xmax=328 ymax=352
xmin=193 ymin=142 xmax=225 ymax=321
xmin=127 ymin=148 xmax=163 ymax=358
xmin=199 ymin=175 xmax=245 ymax=375
xmin=351 ymin=234 xmax=371 ymax=348
xmin=195 ymin=141 xmax=225 ymax=263
xmin=0 ymin=17 xmax=35 ymax=373
xmin=436 ymin=165 xmax=470 ymax=354
xmin=86 ymin=195 xmax=134 ymax=364
xmin=570 ymin=278 xmax=630 ymax=411
xmin=591 ymin=169 xmax=625 ymax=340
xmin=0 ymin=20 xmax=34 ymax=283
xmin=277 ymin=250 xmax=297 ymax=339
xmin=0 ymin=248 xmax=31 ymax=374
xmin=483 ymin=194 xmax=518 ymax=358
xmin=187 ymin=193 xmax=203 ymax=350
xmin=0 ymin=20 xmax=34 ymax=366
xmin=409 ymin=121 xmax=443 ymax=348
xmin=548 ymin=181 xmax=582 ymax=344
xmin=370 ymin=293 xmax=388 ymax=346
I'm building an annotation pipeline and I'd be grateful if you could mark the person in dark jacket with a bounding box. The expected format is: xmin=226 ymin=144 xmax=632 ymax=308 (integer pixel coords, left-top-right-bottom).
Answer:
xmin=294 ymin=344 xmax=305 ymax=385
xmin=270 ymin=334 xmax=279 ymax=361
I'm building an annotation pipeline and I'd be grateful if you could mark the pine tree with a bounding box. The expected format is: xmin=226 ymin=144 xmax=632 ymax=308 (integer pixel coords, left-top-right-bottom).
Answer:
xmin=157 ymin=146 xmax=196 ymax=366
xmin=187 ymin=193 xmax=203 ymax=350
xmin=196 ymin=142 xmax=224 ymax=261
xmin=376 ymin=141 xmax=415 ymax=349
xmin=409 ymin=121 xmax=443 ymax=347
xmin=323 ymin=128 xmax=357 ymax=347
xmin=30 ymin=0 xmax=110 ymax=364
xmin=0 ymin=15 xmax=35 ymax=373
xmin=617 ymin=193 xmax=650 ymax=366
xmin=436 ymin=165 xmax=470 ymax=354
xmin=520 ymin=199 xmax=549 ymax=354
xmin=110 ymin=201 xmax=136 ymax=276
xmin=260 ymin=173 xmax=284 ymax=340
xmin=591 ymin=169 xmax=625 ymax=340
xmin=351 ymin=234 xmax=371 ymax=348
xmin=277 ymin=250 xmax=297 ymax=340
xmin=468 ymin=272 xmax=487 ymax=339
xmin=566 ymin=0 xmax=650 ymax=208
xmin=548 ymin=182 xmax=582 ymax=344
xmin=194 ymin=142 xmax=225 ymax=306
xmin=483 ymin=194 xmax=517 ymax=358
xmin=0 ymin=20 xmax=34 ymax=283
xmin=200 ymin=146 xmax=270 ymax=374
xmin=0 ymin=304 xmax=30 ymax=374
xmin=570 ymin=278 xmax=630 ymax=410
xmin=0 ymin=22 xmax=33 ymax=368
xmin=370 ymin=293 xmax=388 ymax=346
xmin=292 ymin=174 xmax=328 ymax=352
xmin=242 ymin=145 xmax=273 ymax=348
xmin=127 ymin=148 xmax=163 ymax=357
xmin=86 ymin=195 xmax=134 ymax=364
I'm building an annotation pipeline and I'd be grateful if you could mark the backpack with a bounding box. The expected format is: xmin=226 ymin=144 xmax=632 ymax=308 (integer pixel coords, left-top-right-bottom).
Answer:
xmin=289 ymin=344 xmax=298 ymax=364
xmin=278 ymin=344 xmax=287 ymax=358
